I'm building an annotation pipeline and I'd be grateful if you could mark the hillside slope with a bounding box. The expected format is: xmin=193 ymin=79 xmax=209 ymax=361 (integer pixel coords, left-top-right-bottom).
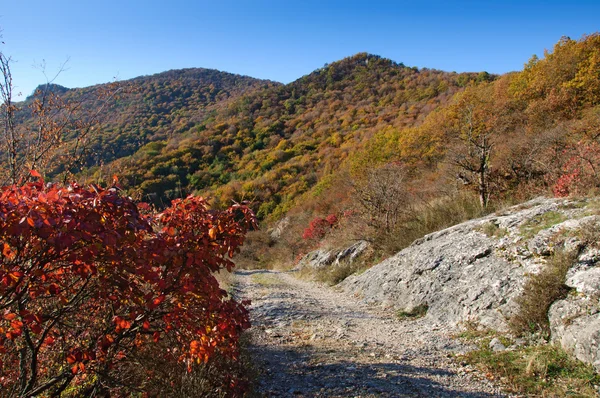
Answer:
xmin=109 ymin=53 xmax=483 ymax=212
xmin=251 ymin=33 xmax=600 ymax=270
xmin=13 ymin=68 xmax=278 ymax=179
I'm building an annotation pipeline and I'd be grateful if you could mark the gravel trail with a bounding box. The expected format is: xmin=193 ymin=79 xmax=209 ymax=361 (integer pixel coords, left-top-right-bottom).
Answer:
xmin=234 ymin=269 xmax=509 ymax=397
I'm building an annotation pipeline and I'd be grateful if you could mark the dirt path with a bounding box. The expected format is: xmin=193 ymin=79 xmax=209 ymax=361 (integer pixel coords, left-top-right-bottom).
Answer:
xmin=234 ymin=270 xmax=508 ymax=397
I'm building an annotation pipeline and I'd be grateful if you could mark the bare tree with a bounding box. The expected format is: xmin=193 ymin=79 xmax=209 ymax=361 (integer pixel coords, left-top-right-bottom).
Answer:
xmin=0 ymin=47 xmax=18 ymax=183
xmin=0 ymin=43 xmax=120 ymax=184
xmin=351 ymin=162 xmax=412 ymax=234
xmin=446 ymin=84 xmax=500 ymax=208
xmin=451 ymin=103 xmax=494 ymax=208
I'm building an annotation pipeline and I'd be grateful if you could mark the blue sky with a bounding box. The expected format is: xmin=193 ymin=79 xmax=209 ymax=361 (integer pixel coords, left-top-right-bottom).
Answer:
xmin=1 ymin=0 xmax=599 ymax=98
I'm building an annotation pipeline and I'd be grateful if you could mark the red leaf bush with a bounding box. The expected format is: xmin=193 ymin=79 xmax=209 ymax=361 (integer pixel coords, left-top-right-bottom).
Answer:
xmin=552 ymin=141 xmax=600 ymax=197
xmin=302 ymin=214 xmax=339 ymax=241
xmin=0 ymin=178 xmax=255 ymax=396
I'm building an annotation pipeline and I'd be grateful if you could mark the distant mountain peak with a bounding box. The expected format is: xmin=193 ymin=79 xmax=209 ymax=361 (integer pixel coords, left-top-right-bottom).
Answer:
xmin=26 ymin=83 xmax=70 ymax=100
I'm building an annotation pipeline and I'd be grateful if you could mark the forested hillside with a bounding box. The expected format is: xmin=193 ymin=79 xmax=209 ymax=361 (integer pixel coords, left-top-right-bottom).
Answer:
xmin=10 ymin=34 xmax=600 ymax=265
xmin=238 ymin=34 xmax=600 ymax=267
xmin=11 ymin=68 xmax=277 ymax=181
xmin=88 ymin=68 xmax=279 ymax=163
xmin=105 ymin=54 xmax=485 ymax=211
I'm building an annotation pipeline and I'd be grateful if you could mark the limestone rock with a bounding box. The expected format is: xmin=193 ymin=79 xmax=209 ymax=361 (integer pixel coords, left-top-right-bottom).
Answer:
xmin=549 ymin=240 xmax=600 ymax=371
xmin=296 ymin=240 xmax=370 ymax=270
xmin=341 ymin=219 xmax=522 ymax=331
xmin=549 ymin=296 xmax=600 ymax=371
xmin=339 ymin=196 xmax=600 ymax=374
xmin=489 ymin=338 xmax=506 ymax=352
xmin=333 ymin=240 xmax=370 ymax=266
xmin=296 ymin=249 xmax=335 ymax=270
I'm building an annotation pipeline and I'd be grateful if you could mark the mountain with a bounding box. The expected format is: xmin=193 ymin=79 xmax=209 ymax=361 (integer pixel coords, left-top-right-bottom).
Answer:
xmin=14 ymin=68 xmax=279 ymax=178
xmin=227 ymin=34 xmax=600 ymax=270
xmin=26 ymin=83 xmax=70 ymax=99
xmin=102 ymin=53 xmax=483 ymax=212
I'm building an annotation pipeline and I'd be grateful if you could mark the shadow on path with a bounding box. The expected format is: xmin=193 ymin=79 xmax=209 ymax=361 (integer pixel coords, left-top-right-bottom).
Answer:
xmin=250 ymin=343 xmax=503 ymax=397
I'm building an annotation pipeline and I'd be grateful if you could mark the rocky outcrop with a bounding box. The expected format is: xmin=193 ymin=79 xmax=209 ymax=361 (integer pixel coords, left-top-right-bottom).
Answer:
xmin=296 ymin=240 xmax=370 ymax=270
xmin=342 ymin=218 xmax=524 ymax=331
xmin=269 ymin=217 xmax=290 ymax=240
xmin=296 ymin=249 xmax=335 ymax=270
xmin=340 ymin=197 xmax=600 ymax=370
xmin=549 ymin=241 xmax=600 ymax=371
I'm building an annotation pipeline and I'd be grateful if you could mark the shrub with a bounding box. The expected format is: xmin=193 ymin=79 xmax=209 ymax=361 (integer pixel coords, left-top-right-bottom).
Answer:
xmin=461 ymin=343 xmax=600 ymax=396
xmin=301 ymin=213 xmax=338 ymax=241
xmin=509 ymin=250 xmax=575 ymax=338
xmin=396 ymin=304 xmax=429 ymax=320
xmin=552 ymin=141 xmax=600 ymax=197
xmin=0 ymin=177 xmax=255 ymax=396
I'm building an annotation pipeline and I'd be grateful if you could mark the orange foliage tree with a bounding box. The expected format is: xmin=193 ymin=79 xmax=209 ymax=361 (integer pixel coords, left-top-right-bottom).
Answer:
xmin=445 ymin=83 xmax=501 ymax=208
xmin=0 ymin=175 xmax=255 ymax=396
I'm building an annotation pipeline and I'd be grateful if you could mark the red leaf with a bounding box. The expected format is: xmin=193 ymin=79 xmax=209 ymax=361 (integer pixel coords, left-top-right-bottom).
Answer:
xmin=8 ymin=272 xmax=23 ymax=283
xmin=149 ymin=295 xmax=165 ymax=309
xmin=3 ymin=313 xmax=17 ymax=321
xmin=30 ymin=169 xmax=42 ymax=178
xmin=114 ymin=316 xmax=132 ymax=331
xmin=2 ymin=243 xmax=15 ymax=260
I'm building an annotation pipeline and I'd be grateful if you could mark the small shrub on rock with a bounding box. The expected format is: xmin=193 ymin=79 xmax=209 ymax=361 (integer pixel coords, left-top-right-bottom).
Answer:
xmin=509 ymin=250 xmax=576 ymax=338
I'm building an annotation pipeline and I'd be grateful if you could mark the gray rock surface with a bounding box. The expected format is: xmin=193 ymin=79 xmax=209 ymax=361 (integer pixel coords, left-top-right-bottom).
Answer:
xmin=489 ymin=338 xmax=506 ymax=352
xmin=337 ymin=197 xmax=600 ymax=370
xmin=296 ymin=249 xmax=335 ymax=270
xmin=333 ymin=240 xmax=370 ymax=266
xmin=296 ymin=240 xmax=370 ymax=270
xmin=549 ymin=295 xmax=600 ymax=371
xmin=549 ymin=239 xmax=600 ymax=371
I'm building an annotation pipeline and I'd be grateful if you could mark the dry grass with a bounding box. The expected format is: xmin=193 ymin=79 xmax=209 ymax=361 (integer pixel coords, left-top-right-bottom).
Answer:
xmin=460 ymin=343 xmax=600 ymax=397
xmin=478 ymin=221 xmax=508 ymax=238
xmin=313 ymin=261 xmax=369 ymax=286
xmin=296 ymin=192 xmax=489 ymax=285
xmin=457 ymin=323 xmax=600 ymax=397
xmin=509 ymin=250 xmax=576 ymax=338
xmin=297 ymin=245 xmax=377 ymax=286
xmin=214 ymin=269 xmax=235 ymax=295
xmin=396 ymin=304 xmax=428 ymax=320
xmin=110 ymin=334 xmax=259 ymax=397
xmin=519 ymin=211 xmax=567 ymax=239
xmin=250 ymin=272 xmax=281 ymax=286
xmin=373 ymin=192 xmax=489 ymax=255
